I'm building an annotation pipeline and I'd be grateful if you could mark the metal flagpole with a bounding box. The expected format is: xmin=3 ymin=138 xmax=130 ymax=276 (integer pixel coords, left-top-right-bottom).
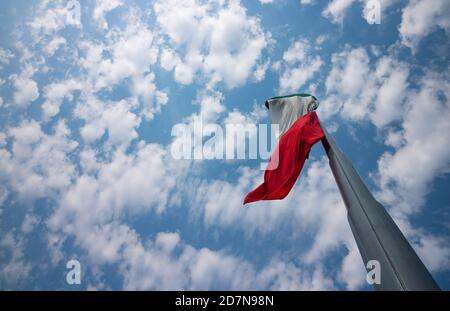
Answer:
xmin=319 ymin=120 xmax=440 ymax=291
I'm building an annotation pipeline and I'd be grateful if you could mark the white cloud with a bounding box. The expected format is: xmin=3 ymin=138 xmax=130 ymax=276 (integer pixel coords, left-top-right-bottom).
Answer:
xmin=0 ymin=48 xmax=14 ymax=70
xmin=159 ymin=48 xmax=178 ymax=71
xmin=93 ymin=0 xmax=123 ymax=29
xmin=283 ymin=41 xmax=308 ymax=63
xmin=322 ymin=0 xmax=356 ymax=24
xmin=2 ymin=0 xmax=448 ymax=291
xmin=0 ymin=132 xmax=6 ymax=147
xmin=323 ymin=0 xmax=399 ymax=24
xmin=254 ymin=61 xmax=270 ymax=82
xmin=338 ymin=241 xmax=366 ymax=289
xmin=414 ymin=234 xmax=450 ymax=272
xmin=375 ymin=70 xmax=450 ymax=215
xmin=47 ymin=216 xmax=336 ymax=290
xmin=21 ymin=213 xmax=40 ymax=233
xmin=0 ymin=120 xmax=78 ymax=202
xmin=78 ymin=22 xmax=157 ymax=91
xmin=315 ymin=34 xmax=327 ymax=45
xmin=44 ymin=36 xmax=66 ymax=56
xmin=77 ymin=11 xmax=165 ymax=120
xmin=189 ymin=157 xmax=364 ymax=289
xmin=384 ymin=128 xmax=404 ymax=148
xmin=399 ymin=0 xmax=450 ymax=50
xmin=12 ymin=72 xmax=40 ymax=107
xmin=75 ymin=97 xmax=140 ymax=149
xmin=29 ymin=0 xmax=81 ymax=40
xmin=48 ymin=143 xmax=180 ymax=232
xmin=154 ymin=0 xmax=271 ymax=88
xmin=277 ymin=40 xmax=323 ymax=94
xmin=323 ymin=47 xmax=409 ymax=128
xmin=0 ymin=232 xmax=32 ymax=287
xmin=101 ymin=101 xmax=140 ymax=147
xmin=42 ymin=79 xmax=82 ymax=120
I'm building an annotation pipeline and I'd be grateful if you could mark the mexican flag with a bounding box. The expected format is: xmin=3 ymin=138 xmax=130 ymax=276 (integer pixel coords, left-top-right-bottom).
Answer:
xmin=243 ymin=94 xmax=324 ymax=204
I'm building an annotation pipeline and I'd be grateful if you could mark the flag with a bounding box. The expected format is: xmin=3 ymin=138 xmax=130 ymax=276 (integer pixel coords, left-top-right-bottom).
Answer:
xmin=243 ymin=94 xmax=324 ymax=204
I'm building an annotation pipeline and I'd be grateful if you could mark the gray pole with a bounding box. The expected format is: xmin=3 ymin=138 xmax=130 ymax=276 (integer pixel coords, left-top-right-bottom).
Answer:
xmin=320 ymin=121 xmax=440 ymax=291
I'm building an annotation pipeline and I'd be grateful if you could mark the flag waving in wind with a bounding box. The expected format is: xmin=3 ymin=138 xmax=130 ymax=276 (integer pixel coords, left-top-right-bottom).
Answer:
xmin=244 ymin=94 xmax=324 ymax=204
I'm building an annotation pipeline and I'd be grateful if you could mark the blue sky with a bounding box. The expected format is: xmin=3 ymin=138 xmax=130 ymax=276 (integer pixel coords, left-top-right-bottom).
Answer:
xmin=0 ymin=0 xmax=449 ymax=290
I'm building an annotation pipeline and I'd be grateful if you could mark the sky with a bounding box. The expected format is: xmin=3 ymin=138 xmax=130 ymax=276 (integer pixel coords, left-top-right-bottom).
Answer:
xmin=0 ymin=0 xmax=449 ymax=290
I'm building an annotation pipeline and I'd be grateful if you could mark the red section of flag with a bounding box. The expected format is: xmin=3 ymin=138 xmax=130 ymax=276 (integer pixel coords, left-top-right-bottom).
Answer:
xmin=243 ymin=111 xmax=324 ymax=205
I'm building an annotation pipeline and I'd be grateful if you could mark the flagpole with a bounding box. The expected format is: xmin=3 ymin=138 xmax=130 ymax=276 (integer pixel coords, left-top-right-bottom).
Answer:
xmin=319 ymin=120 xmax=440 ymax=291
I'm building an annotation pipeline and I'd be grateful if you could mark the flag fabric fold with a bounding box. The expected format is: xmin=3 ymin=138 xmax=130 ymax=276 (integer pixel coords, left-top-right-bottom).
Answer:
xmin=243 ymin=95 xmax=324 ymax=205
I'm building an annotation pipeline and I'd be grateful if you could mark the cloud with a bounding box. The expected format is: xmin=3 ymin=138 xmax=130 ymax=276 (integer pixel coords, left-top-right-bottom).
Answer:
xmin=44 ymin=36 xmax=66 ymax=57
xmin=48 ymin=143 xmax=180 ymax=231
xmin=369 ymin=69 xmax=450 ymax=274
xmin=323 ymin=46 xmax=409 ymax=128
xmin=13 ymin=78 xmax=39 ymax=107
xmin=322 ymin=0 xmax=356 ymax=24
xmin=47 ymin=217 xmax=336 ymax=290
xmin=399 ymin=0 xmax=450 ymax=50
xmin=414 ymin=234 xmax=450 ymax=272
xmin=188 ymin=156 xmax=366 ymax=289
xmin=12 ymin=63 xmax=40 ymax=107
xmin=322 ymin=0 xmax=399 ymax=24
xmin=0 ymin=120 xmax=78 ymax=202
xmin=277 ymin=40 xmax=323 ymax=94
xmin=93 ymin=0 xmax=123 ymax=29
xmin=78 ymin=18 xmax=158 ymax=91
xmin=375 ymin=69 xmax=450 ymax=215
xmin=29 ymin=0 xmax=81 ymax=40
xmin=154 ymin=0 xmax=271 ymax=88
xmin=0 ymin=232 xmax=32 ymax=287
xmin=338 ymin=241 xmax=366 ymax=289
xmin=21 ymin=213 xmax=40 ymax=234
xmin=259 ymin=0 xmax=275 ymax=4
xmin=0 ymin=48 xmax=14 ymax=70
xmin=76 ymin=11 xmax=166 ymax=120
xmin=42 ymin=79 xmax=82 ymax=120
xmin=1 ymin=0 xmax=448 ymax=291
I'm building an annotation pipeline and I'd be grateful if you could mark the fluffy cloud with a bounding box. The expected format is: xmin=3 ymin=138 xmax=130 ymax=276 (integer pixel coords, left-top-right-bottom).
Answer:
xmin=0 ymin=232 xmax=32 ymax=287
xmin=93 ymin=0 xmax=123 ymax=29
xmin=188 ymin=157 xmax=366 ymax=289
xmin=278 ymin=40 xmax=323 ymax=94
xmin=323 ymin=47 xmax=409 ymax=128
xmin=375 ymin=70 xmax=450 ymax=214
xmin=48 ymin=144 xmax=180 ymax=232
xmin=77 ymin=11 xmax=166 ymax=120
xmin=13 ymin=77 xmax=39 ymax=107
xmin=41 ymin=138 xmax=337 ymax=290
xmin=367 ymin=70 xmax=450 ymax=274
xmin=11 ymin=62 xmax=40 ymax=107
xmin=154 ymin=0 xmax=271 ymax=88
xmin=323 ymin=0 xmax=399 ymax=24
xmin=399 ymin=0 xmax=450 ymax=50
xmin=44 ymin=36 xmax=66 ymax=57
xmin=0 ymin=48 xmax=14 ymax=70
xmin=42 ymin=79 xmax=82 ymax=120
xmin=78 ymin=18 xmax=158 ymax=91
xmin=322 ymin=0 xmax=356 ymax=24
xmin=1 ymin=0 xmax=448 ymax=291
xmin=49 ymin=222 xmax=334 ymax=290
xmin=29 ymin=0 xmax=81 ymax=40
xmin=0 ymin=120 xmax=78 ymax=202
